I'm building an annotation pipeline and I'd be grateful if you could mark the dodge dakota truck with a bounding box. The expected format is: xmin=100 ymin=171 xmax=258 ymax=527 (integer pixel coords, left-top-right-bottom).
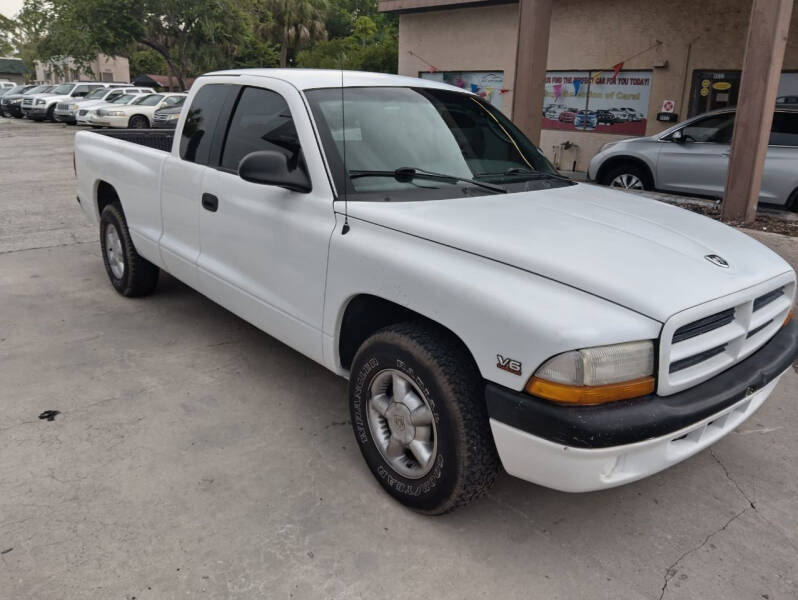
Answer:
xmin=75 ymin=69 xmax=798 ymax=515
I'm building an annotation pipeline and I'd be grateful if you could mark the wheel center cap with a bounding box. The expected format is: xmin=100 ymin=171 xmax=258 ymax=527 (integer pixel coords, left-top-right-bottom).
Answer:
xmin=385 ymin=403 xmax=415 ymax=444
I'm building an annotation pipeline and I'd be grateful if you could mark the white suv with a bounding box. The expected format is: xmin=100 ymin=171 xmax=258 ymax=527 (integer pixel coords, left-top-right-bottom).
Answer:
xmin=23 ymin=82 xmax=107 ymax=121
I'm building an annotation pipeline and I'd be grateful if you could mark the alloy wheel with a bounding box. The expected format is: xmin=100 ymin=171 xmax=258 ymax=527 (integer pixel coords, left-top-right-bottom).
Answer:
xmin=367 ymin=369 xmax=437 ymax=479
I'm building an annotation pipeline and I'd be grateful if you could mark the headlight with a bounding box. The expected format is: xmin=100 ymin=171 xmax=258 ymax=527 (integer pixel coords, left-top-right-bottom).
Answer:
xmin=167 ymin=113 xmax=180 ymax=120
xmin=12 ymin=98 xmax=22 ymax=104
xmin=35 ymin=99 xmax=45 ymax=105
xmin=526 ymin=340 xmax=655 ymax=405
xmin=67 ymin=103 xmax=78 ymax=110
xmin=106 ymin=111 xmax=125 ymax=116
xmin=599 ymin=141 xmax=619 ymax=153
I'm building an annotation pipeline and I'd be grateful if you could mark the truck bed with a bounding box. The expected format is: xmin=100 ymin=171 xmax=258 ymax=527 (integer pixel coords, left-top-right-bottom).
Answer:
xmin=92 ymin=129 xmax=174 ymax=153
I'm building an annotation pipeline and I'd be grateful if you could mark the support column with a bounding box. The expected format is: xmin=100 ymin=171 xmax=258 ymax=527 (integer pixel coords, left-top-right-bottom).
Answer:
xmin=511 ymin=0 xmax=553 ymax=145
xmin=722 ymin=0 xmax=794 ymax=222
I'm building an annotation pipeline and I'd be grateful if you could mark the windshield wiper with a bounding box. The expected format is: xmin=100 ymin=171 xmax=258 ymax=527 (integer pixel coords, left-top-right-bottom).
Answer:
xmin=476 ymin=167 xmax=572 ymax=182
xmin=349 ymin=167 xmax=507 ymax=194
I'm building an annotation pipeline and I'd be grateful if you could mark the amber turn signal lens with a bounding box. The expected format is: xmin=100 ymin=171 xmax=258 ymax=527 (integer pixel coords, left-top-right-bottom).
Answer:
xmin=525 ymin=376 xmax=656 ymax=405
xmin=785 ymin=309 xmax=793 ymax=326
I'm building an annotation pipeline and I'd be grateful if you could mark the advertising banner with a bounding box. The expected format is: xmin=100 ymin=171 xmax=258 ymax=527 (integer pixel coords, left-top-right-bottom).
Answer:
xmin=542 ymin=70 xmax=652 ymax=135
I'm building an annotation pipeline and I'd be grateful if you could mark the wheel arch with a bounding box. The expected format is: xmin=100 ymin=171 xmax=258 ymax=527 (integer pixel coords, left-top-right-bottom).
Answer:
xmin=96 ymin=180 xmax=121 ymax=219
xmin=337 ymin=294 xmax=479 ymax=375
xmin=595 ymin=155 xmax=655 ymax=187
xmin=788 ymin=186 xmax=798 ymax=212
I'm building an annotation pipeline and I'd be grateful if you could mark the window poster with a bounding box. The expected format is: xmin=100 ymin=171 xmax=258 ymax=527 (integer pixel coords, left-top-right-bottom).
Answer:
xmin=543 ymin=70 xmax=652 ymax=135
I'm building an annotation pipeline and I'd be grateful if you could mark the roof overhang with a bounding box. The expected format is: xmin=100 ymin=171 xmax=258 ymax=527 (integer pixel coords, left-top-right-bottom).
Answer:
xmin=379 ymin=0 xmax=516 ymax=14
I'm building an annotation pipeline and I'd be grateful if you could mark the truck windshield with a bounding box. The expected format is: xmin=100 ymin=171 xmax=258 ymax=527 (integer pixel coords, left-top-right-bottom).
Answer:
xmin=25 ymin=85 xmax=51 ymax=95
xmin=305 ymin=86 xmax=569 ymax=201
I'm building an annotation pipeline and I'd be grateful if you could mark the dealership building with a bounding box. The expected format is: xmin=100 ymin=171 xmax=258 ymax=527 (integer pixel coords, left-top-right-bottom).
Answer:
xmin=379 ymin=0 xmax=798 ymax=172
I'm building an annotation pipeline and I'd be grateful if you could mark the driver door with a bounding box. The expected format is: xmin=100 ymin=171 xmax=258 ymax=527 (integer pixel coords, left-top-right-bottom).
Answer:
xmin=656 ymin=112 xmax=735 ymax=197
xmin=195 ymin=82 xmax=336 ymax=363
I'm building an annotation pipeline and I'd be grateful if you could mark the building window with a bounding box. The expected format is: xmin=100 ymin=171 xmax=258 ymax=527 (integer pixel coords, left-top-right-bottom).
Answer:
xmin=542 ymin=70 xmax=652 ymax=136
xmin=101 ymin=71 xmax=113 ymax=82
xmin=419 ymin=71 xmax=505 ymax=111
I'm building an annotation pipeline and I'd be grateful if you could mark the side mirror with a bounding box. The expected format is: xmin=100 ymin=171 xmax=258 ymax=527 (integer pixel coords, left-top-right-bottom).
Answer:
xmin=671 ymin=130 xmax=685 ymax=143
xmin=238 ymin=151 xmax=311 ymax=193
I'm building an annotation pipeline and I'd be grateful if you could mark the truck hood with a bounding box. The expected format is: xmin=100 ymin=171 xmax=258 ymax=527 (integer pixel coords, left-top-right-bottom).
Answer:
xmin=344 ymin=183 xmax=793 ymax=322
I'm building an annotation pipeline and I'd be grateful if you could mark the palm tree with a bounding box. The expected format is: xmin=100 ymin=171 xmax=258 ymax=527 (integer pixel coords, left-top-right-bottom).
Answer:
xmin=264 ymin=0 xmax=328 ymax=67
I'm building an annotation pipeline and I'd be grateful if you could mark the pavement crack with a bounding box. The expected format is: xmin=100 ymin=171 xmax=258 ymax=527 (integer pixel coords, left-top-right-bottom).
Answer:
xmin=0 ymin=240 xmax=93 ymax=256
xmin=709 ymin=448 xmax=756 ymax=509
xmin=657 ymin=509 xmax=746 ymax=600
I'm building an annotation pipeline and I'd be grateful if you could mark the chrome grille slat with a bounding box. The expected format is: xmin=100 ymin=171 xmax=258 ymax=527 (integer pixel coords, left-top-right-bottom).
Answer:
xmin=658 ymin=276 xmax=796 ymax=395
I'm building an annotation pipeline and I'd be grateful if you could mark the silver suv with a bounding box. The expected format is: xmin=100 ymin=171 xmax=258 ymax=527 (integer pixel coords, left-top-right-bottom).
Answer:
xmin=588 ymin=107 xmax=798 ymax=209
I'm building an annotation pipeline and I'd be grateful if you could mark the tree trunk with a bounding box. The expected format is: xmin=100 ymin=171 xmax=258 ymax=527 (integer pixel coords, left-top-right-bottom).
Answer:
xmin=138 ymin=38 xmax=187 ymax=91
xmin=280 ymin=28 xmax=289 ymax=68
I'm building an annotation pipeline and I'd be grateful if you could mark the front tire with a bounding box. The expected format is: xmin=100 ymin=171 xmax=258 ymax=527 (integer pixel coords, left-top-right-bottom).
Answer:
xmin=349 ymin=323 xmax=500 ymax=514
xmin=599 ymin=163 xmax=653 ymax=191
xmin=128 ymin=115 xmax=149 ymax=129
xmin=99 ymin=202 xmax=159 ymax=297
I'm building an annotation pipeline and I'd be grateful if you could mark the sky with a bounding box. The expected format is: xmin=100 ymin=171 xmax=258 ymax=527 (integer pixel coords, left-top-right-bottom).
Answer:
xmin=0 ymin=0 xmax=23 ymax=19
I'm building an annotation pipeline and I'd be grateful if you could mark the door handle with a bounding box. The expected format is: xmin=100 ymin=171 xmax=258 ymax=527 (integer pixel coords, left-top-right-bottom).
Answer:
xmin=202 ymin=193 xmax=219 ymax=212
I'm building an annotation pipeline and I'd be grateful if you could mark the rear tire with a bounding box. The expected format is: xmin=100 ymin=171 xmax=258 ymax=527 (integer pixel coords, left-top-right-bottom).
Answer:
xmin=99 ymin=202 xmax=159 ymax=297
xmin=599 ymin=163 xmax=653 ymax=191
xmin=349 ymin=322 xmax=500 ymax=515
xmin=128 ymin=115 xmax=149 ymax=129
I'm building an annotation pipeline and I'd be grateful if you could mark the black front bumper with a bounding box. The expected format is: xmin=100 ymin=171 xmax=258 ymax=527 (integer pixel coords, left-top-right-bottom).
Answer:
xmin=487 ymin=320 xmax=798 ymax=449
xmin=2 ymin=103 xmax=23 ymax=117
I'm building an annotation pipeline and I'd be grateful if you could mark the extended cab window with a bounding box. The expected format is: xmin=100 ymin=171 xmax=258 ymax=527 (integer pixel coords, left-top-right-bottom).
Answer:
xmin=180 ymin=85 xmax=232 ymax=165
xmin=220 ymin=87 xmax=301 ymax=172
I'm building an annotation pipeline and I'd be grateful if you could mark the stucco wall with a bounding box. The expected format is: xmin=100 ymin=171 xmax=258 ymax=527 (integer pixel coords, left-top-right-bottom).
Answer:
xmin=396 ymin=0 xmax=798 ymax=171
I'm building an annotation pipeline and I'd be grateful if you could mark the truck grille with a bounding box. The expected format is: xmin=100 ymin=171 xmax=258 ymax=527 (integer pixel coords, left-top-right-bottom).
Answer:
xmin=22 ymin=98 xmax=33 ymax=107
xmin=56 ymin=102 xmax=70 ymax=111
xmin=658 ymin=274 xmax=795 ymax=395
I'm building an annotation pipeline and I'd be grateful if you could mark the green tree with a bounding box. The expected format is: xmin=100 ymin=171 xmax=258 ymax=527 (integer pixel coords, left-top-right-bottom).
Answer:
xmin=0 ymin=15 xmax=16 ymax=56
xmin=18 ymin=0 xmax=257 ymax=89
xmin=128 ymin=48 xmax=167 ymax=79
xmin=263 ymin=0 xmax=329 ymax=67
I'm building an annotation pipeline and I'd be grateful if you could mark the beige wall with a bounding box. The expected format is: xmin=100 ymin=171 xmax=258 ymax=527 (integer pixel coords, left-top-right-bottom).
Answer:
xmin=396 ymin=0 xmax=798 ymax=171
xmin=35 ymin=54 xmax=130 ymax=84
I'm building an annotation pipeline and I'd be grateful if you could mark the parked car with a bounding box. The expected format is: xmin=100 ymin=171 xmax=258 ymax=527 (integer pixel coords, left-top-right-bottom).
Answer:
xmin=544 ymin=105 xmax=566 ymax=120
xmin=86 ymin=92 xmax=154 ymax=127
xmin=57 ymin=86 xmax=155 ymax=125
xmin=0 ymin=81 xmax=15 ymax=93
xmin=74 ymin=69 xmax=797 ymax=514
xmin=558 ymin=107 xmax=578 ymax=123
xmin=152 ymin=96 xmax=186 ymax=128
xmin=1 ymin=84 xmax=52 ymax=118
xmin=596 ymin=109 xmax=617 ymax=125
xmin=23 ymin=82 xmax=107 ymax=121
xmin=608 ymin=107 xmax=630 ymax=122
xmin=620 ymin=107 xmax=643 ymax=121
xmin=91 ymin=92 xmax=186 ymax=128
xmin=0 ymin=86 xmax=15 ymax=97
xmin=588 ymin=107 xmax=798 ymax=208
xmin=574 ymin=109 xmax=598 ymax=130
xmin=777 ymin=95 xmax=798 ymax=106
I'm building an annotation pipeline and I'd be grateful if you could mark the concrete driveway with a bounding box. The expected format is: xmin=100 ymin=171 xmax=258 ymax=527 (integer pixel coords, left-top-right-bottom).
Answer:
xmin=1 ymin=119 xmax=797 ymax=600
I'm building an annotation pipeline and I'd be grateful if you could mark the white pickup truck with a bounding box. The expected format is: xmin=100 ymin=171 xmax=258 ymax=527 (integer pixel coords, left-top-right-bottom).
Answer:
xmin=75 ymin=69 xmax=798 ymax=515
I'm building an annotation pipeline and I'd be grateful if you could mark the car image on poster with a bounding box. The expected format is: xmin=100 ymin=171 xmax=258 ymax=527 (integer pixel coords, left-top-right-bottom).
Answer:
xmin=543 ymin=70 xmax=652 ymax=135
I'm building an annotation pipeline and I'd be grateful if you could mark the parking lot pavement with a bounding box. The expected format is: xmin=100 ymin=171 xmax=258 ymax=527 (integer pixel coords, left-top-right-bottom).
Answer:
xmin=1 ymin=118 xmax=797 ymax=600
